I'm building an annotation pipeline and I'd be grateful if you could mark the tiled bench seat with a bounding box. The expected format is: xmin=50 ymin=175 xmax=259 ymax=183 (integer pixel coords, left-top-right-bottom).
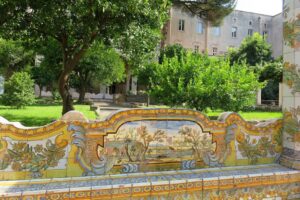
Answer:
xmin=1 ymin=164 xmax=299 ymax=200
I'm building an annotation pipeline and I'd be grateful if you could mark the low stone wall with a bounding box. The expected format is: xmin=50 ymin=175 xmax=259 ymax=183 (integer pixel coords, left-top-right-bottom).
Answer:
xmin=0 ymin=109 xmax=283 ymax=180
xmin=0 ymin=109 xmax=299 ymax=199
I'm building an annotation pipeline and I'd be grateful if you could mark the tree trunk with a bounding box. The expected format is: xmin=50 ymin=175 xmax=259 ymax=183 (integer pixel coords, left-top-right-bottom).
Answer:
xmin=58 ymin=70 xmax=74 ymax=115
xmin=125 ymin=69 xmax=131 ymax=94
xmin=120 ymin=60 xmax=131 ymax=97
xmin=147 ymin=93 xmax=150 ymax=107
xmin=58 ymin=35 xmax=93 ymax=115
xmin=38 ymin=84 xmax=42 ymax=98
xmin=77 ymin=82 xmax=86 ymax=104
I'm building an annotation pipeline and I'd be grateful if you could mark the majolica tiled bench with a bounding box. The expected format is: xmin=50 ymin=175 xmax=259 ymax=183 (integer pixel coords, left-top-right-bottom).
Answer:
xmin=0 ymin=109 xmax=299 ymax=199
xmin=1 ymin=164 xmax=300 ymax=199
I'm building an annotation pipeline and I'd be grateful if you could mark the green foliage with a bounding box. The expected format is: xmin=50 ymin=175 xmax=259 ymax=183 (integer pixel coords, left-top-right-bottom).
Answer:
xmin=145 ymin=53 xmax=263 ymax=112
xmin=228 ymin=33 xmax=282 ymax=101
xmin=115 ymin=23 xmax=163 ymax=71
xmin=159 ymin=44 xmax=187 ymax=63
xmin=259 ymin=57 xmax=283 ymax=83
xmin=2 ymin=72 xmax=36 ymax=108
xmin=0 ymin=0 xmax=171 ymax=113
xmin=31 ymin=40 xmax=62 ymax=93
xmin=228 ymin=33 xmax=272 ymax=67
xmin=78 ymin=43 xmax=125 ymax=86
xmin=70 ymin=42 xmax=124 ymax=102
xmin=138 ymin=44 xmax=187 ymax=92
xmin=259 ymin=56 xmax=283 ymax=101
xmin=173 ymin=0 xmax=236 ymax=25
xmin=0 ymin=38 xmax=34 ymax=78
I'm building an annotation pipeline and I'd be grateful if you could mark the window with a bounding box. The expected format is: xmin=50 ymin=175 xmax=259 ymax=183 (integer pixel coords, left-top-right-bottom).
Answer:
xmin=179 ymin=19 xmax=185 ymax=31
xmin=212 ymin=48 xmax=218 ymax=56
xmin=194 ymin=45 xmax=199 ymax=53
xmin=248 ymin=29 xmax=253 ymax=36
xmin=232 ymin=26 xmax=237 ymax=38
xmin=212 ymin=26 xmax=221 ymax=36
xmin=196 ymin=22 xmax=203 ymax=34
xmin=249 ymin=21 xmax=252 ymax=26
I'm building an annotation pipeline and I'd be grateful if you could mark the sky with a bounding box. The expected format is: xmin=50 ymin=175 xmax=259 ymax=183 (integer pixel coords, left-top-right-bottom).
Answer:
xmin=235 ymin=0 xmax=283 ymax=16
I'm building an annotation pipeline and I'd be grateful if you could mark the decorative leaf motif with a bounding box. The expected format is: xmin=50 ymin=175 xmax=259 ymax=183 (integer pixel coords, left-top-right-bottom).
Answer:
xmin=236 ymin=131 xmax=282 ymax=164
xmin=0 ymin=137 xmax=66 ymax=178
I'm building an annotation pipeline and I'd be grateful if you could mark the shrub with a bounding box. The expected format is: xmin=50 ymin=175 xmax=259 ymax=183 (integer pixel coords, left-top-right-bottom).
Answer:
xmin=2 ymin=72 xmax=36 ymax=108
xmin=146 ymin=53 xmax=263 ymax=112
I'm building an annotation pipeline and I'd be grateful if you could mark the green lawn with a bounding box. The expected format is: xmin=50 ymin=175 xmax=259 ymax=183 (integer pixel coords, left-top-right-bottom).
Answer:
xmin=0 ymin=104 xmax=97 ymax=127
xmin=140 ymin=105 xmax=282 ymax=121
xmin=0 ymin=104 xmax=282 ymax=127
xmin=206 ymin=111 xmax=283 ymax=121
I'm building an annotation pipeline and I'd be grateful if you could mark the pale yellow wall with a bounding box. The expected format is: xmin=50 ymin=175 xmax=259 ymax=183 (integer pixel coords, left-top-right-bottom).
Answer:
xmin=164 ymin=7 xmax=283 ymax=58
xmin=165 ymin=6 xmax=207 ymax=53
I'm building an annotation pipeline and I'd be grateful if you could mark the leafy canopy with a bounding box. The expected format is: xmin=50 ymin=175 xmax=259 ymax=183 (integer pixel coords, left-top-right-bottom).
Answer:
xmin=0 ymin=0 xmax=171 ymax=114
xmin=143 ymin=52 xmax=263 ymax=111
xmin=0 ymin=38 xmax=34 ymax=78
xmin=74 ymin=42 xmax=125 ymax=87
xmin=228 ymin=33 xmax=272 ymax=67
xmin=173 ymin=0 xmax=237 ymax=25
xmin=31 ymin=39 xmax=62 ymax=91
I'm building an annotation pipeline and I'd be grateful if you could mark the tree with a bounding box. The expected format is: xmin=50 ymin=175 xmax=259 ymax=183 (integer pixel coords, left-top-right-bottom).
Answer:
xmin=146 ymin=52 xmax=263 ymax=111
xmin=259 ymin=57 xmax=283 ymax=101
xmin=31 ymin=40 xmax=62 ymax=97
xmin=73 ymin=43 xmax=125 ymax=103
xmin=0 ymin=39 xmax=34 ymax=79
xmin=138 ymin=44 xmax=187 ymax=90
xmin=1 ymin=72 xmax=36 ymax=108
xmin=228 ymin=33 xmax=272 ymax=67
xmin=228 ymin=33 xmax=282 ymax=102
xmin=187 ymin=58 xmax=264 ymax=111
xmin=173 ymin=0 xmax=237 ymax=25
xmin=0 ymin=0 xmax=171 ymax=114
xmin=137 ymin=44 xmax=187 ymax=105
xmin=114 ymin=23 xmax=165 ymax=96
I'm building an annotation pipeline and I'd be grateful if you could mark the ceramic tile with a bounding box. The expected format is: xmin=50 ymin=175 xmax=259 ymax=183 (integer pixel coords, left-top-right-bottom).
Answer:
xmin=131 ymin=182 xmax=151 ymax=198
xmin=70 ymin=186 xmax=92 ymax=199
xmin=202 ymin=177 xmax=219 ymax=193
xmin=46 ymin=188 xmax=70 ymax=199
xmin=91 ymin=185 xmax=113 ymax=199
xmin=114 ymin=183 xmax=133 ymax=199
xmin=150 ymin=180 xmax=170 ymax=198
xmin=0 ymin=191 xmax=22 ymax=198
xmin=262 ymin=172 xmax=276 ymax=186
xmin=233 ymin=175 xmax=249 ymax=189
xmin=219 ymin=176 xmax=234 ymax=190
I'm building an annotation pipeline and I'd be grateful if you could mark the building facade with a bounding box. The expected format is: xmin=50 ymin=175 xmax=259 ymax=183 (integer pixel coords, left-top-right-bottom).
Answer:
xmin=164 ymin=6 xmax=283 ymax=58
